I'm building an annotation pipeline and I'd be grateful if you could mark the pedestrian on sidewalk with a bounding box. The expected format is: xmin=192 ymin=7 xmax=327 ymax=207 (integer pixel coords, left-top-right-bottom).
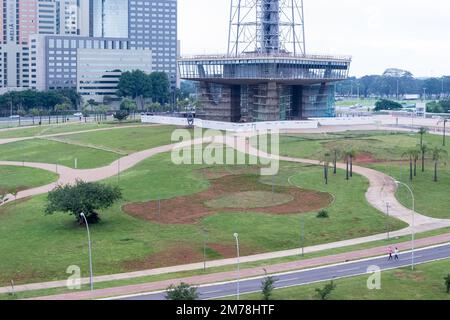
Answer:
xmin=387 ymin=246 xmax=393 ymax=261
xmin=394 ymin=247 xmax=399 ymax=260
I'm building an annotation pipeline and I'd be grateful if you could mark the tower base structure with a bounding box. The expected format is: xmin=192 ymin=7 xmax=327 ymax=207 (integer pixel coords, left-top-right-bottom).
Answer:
xmin=178 ymin=54 xmax=351 ymax=122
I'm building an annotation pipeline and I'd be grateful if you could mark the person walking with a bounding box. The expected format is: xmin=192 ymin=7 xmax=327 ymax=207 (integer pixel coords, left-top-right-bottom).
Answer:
xmin=394 ymin=247 xmax=400 ymax=260
xmin=387 ymin=246 xmax=393 ymax=261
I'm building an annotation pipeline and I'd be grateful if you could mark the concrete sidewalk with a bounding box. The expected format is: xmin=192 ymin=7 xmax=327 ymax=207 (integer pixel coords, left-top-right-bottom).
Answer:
xmin=29 ymin=233 xmax=450 ymax=300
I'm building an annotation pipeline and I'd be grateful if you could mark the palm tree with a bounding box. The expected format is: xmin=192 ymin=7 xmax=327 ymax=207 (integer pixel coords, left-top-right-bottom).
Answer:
xmin=320 ymin=152 xmax=333 ymax=185
xmin=328 ymin=147 xmax=341 ymax=175
xmin=419 ymin=143 xmax=428 ymax=172
xmin=418 ymin=127 xmax=428 ymax=147
xmin=402 ymin=148 xmax=419 ymax=181
xmin=343 ymin=149 xmax=356 ymax=180
xmin=411 ymin=148 xmax=420 ymax=177
xmin=431 ymin=147 xmax=448 ymax=182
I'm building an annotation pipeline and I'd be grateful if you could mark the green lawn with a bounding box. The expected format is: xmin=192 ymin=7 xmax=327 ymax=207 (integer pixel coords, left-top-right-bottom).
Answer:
xmin=0 ymin=166 xmax=58 ymax=194
xmin=0 ymin=123 xmax=117 ymax=139
xmin=335 ymin=98 xmax=379 ymax=107
xmin=263 ymin=131 xmax=450 ymax=219
xmin=239 ymin=258 xmax=450 ymax=300
xmin=52 ymin=125 xmax=185 ymax=154
xmin=0 ymin=138 xmax=120 ymax=169
xmin=0 ymin=150 xmax=406 ymax=285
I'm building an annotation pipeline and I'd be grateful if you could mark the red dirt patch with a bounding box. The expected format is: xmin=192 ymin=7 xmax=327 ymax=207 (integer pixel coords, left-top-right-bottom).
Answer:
xmin=122 ymin=243 xmax=203 ymax=270
xmin=354 ymin=153 xmax=379 ymax=164
xmin=121 ymin=242 xmax=256 ymax=271
xmin=123 ymin=173 xmax=333 ymax=225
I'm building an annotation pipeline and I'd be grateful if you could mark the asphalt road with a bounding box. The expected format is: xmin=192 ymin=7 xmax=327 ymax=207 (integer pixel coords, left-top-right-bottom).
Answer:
xmin=117 ymin=243 xmax=450 ymax=300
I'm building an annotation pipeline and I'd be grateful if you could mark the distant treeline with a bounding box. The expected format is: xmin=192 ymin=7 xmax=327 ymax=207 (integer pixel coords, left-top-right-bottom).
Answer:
xmin=336 ymin=75 xmax=450 ymax=98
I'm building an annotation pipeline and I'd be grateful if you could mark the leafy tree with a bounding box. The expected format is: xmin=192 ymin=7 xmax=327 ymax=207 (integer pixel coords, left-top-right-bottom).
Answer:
xmin=117 ymin=70 xmax=153 ymax=110
xmin=113 ymin=110 xmax=129 ymax=122
xmin=261 ymin=270 xmax=277 ymax=301
xmin=120 ymin=98 xmax=138 ymax=119
xmin=374 ymin=99 xmax=403 ymax=111
xmin=431 ymin=147 xmax=448 ymax=182
xmin=45 ymin=180 xmax=122 ymax=224
xmin=150 ymin=71 xmax=170 ymax=104
xmin=165 ymin=283 xmax=199 ymax=300
xmin=315 ymin=281 xmax=336 ymax=300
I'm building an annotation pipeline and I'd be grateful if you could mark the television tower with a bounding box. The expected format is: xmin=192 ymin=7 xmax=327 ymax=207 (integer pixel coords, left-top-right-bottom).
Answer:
xmin=178 ymin=0 xmax=351 ymax=123
xmin=227 ymin=0 xmax=306 ymax=56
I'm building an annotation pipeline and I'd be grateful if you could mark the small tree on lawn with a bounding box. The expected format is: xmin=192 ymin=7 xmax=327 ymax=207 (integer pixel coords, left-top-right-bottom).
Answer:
xmin=444 ymin=274 xmax=450 ymax=294
xmin=45 ymin=180 xmax=122 ymax=224
xmin=261 ymin=269 xmax=277 ymax=300
xmin=165 ymin=282 xmax=199 ymax=300
xmin=315 ymin=280 xmax=336 ymax=300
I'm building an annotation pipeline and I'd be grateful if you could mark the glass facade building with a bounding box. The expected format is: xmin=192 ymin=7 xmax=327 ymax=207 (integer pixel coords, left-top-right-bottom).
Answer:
xmin=90 ymin=0 xmax=129 ymax=38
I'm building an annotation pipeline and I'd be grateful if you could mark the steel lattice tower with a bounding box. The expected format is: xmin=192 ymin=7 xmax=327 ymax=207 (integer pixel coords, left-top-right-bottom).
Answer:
xmin=227 ymin=0 xmax=306 ymax=56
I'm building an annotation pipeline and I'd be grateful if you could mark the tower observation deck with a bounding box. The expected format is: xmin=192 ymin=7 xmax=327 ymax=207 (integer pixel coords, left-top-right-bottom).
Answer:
xmin=178 ymin=0 xmax=352 ymax=122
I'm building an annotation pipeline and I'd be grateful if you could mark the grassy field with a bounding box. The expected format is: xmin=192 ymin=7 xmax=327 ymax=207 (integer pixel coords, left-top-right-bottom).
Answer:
xmin=52 ymin=125 xmax=183 ymax=154
xmin=335 ymin=98 xmax=379 ymax=107
xmin=0 ymin=123 xmax=117 ymax=139
xmin=239 ymin=258 xmax=450 ymax=300
xmin=0 ymin=125 xmax=184 ymax=168
xmin=0 ymin=150 xmax=405 ymax=285
xmin=0 ymin=138 xmax=119 ymax=169
xmin=263 ymin=131 xmax=450 ymax=219
xmin=0 ymin=166 xmax=58 ymax=194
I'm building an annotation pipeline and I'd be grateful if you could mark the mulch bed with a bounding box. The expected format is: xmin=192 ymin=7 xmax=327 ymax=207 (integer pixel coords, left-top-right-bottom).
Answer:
xmin=122 ymin=170 xmax=332 ymax=225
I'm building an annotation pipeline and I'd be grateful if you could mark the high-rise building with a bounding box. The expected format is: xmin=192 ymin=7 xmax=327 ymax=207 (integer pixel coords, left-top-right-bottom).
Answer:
xmin=29 ymin=34 xmax=152 ymax=106
xmin=128 ymin=0 xmax=178 ymax=88
xmin=89 ymin=0 xmax=178 ymax=88
xmin=0 ymin=0 xmax=84 ymax=90
xmin=89 ymin=0 xmax=129 ymax=38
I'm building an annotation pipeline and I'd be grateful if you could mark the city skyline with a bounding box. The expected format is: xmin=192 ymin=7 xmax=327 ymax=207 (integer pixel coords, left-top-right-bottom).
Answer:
xmin=179 ymin=0 xmax=450 ymax=78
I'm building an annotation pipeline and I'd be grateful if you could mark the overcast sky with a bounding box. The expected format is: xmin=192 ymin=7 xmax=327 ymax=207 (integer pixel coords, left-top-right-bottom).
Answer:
xmin=179 ymin=0 xmax=450 ymax=77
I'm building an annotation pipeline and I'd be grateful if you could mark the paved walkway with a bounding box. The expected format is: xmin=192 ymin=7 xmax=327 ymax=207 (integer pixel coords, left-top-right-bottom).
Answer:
xmin=1 ymin=125 xmax=449 ymax=295
xmin=28 ymin=233 xmax=450 ymax=300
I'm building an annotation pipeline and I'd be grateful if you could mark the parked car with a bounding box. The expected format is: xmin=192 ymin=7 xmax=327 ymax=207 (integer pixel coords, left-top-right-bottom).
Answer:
xmin=9 ymin=115 xmax=20 ymax=119
xmin=73 ymin=112 xmax=83 ymax=117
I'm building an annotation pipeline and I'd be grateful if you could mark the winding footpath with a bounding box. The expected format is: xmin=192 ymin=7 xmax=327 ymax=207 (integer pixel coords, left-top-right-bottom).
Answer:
xmin=1 ymin=124 xmax=450 ymax=295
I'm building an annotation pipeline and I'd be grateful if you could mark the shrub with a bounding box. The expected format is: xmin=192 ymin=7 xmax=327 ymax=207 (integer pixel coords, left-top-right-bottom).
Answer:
xmin=315 ymin=281 xmax=336 ymax=300
xmin=317 ymin=209 xmax=329 ymax=219
xmin=165 ymin=282 xmax=198 ymax=300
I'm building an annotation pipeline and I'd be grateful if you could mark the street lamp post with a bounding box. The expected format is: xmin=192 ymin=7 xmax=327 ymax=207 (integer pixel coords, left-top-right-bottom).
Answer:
xmin=203 ymin=229 xmax=208 ymax=271
xmin=300 ymin=216 xmax=305 ymax=257
xmin=80 ymin=212 xmax=94 ymax=291
xmin=395 ymin=181 xmax=415 ymax=271
xmin=233 ymin=233 xmax=240 ymax=300
xmin=385 ymin=201 xmax=390 ymax=240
